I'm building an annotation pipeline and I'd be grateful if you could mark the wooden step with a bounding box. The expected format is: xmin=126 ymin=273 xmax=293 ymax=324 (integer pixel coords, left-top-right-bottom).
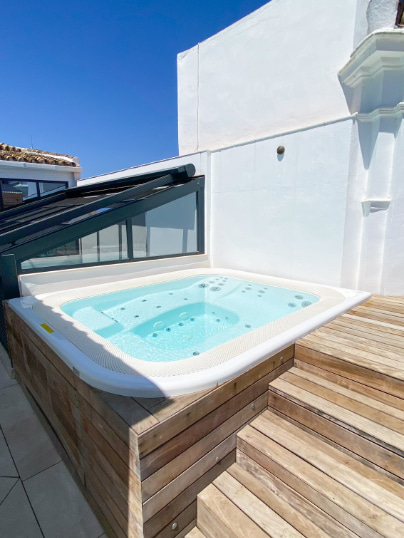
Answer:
xmin=236 ymin=451 xmax=358 ymax=538
xmin=184 ymin=527 xmax=206 ymax=538
xmin=195 ymin=463 xmax=328 ymax=537
xmin=268 ymin=367 xmax=404 ymax=480
xmin=238 ymin=411 xmax=404 ymax=538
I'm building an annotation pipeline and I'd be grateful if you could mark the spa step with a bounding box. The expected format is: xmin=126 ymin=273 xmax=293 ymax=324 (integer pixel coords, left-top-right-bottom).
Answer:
xmin=192 ymin=463 xmax=327 ymax=537
xmin=294 ymin=309 xmax=404 ymax=400
xmin=236 ymin=410 xmax=404 ymax=538
xmin=267 ymin=367 xmax=404 ymax=480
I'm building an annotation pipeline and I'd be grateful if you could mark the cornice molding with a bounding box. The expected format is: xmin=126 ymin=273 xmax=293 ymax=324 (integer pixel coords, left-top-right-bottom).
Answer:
xmin=356 ymin=102 xmax=404 ymax=121
xmin=339 ymin=30 xmax=404 ymax=88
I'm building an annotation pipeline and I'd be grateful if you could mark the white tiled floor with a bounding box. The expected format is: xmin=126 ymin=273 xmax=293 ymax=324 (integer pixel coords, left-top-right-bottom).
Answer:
xmin=0 ymin=357 xmax=105 ymax=538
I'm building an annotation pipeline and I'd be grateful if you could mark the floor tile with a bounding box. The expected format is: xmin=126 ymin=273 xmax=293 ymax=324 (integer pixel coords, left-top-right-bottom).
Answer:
xmin=0 ymin=357 xmax=17 ymax=390
xmin=25 ymin=461 xmax=103 ymax=538
xmin=0 ymin=384 xmax=61 ymax=480
xmin=0 ymin=476 xmax=18 ymax=504
xmin=0 ymin=427 xmax=18 ymax=477
xmin=0 ymin=480 xmax=43 ymax=537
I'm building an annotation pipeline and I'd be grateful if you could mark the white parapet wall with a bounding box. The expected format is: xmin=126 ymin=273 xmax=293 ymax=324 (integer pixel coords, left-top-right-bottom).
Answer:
xmin=178 ymin=0 xmax=361 ymax=155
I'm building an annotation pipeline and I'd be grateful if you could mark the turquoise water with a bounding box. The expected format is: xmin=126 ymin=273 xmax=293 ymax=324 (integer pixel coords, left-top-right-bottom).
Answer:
xmin=61 ymin=275 xmax=319 ymax=362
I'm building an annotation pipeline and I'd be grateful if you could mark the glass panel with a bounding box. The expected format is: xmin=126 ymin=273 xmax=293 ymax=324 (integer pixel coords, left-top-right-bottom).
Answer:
xmin=38 ymin=181 xmax=67 ymax=195
xmin=20 ymin=190 xmax=200 ymax=271
xmin=21 ymin=221 xmax=128 ymax=270
xmin=132 ymin=192 xmax=197 ymax=258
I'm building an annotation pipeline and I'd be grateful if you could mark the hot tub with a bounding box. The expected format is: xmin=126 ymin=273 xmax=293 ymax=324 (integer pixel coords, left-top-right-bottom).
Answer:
xmin=8 ymin=268 xmax=370 ymax=396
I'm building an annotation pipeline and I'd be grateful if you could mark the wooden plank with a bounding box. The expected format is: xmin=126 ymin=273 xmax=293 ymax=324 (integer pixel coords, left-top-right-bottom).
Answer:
xmin=348 ymin=308 xmax=404 ymax=327
xmin=269 ymin=378 xmax=404 ymax=455
xmin=326 ymin=319 xmax=404 ymax=350
xmin=343 ymin=313 xmax=404 ymax=334
xmin=184 ymin=527 xmax=205 ymax=538
xmin=82 ymin=432 xmax=143 ymax=528
xmin=290 ymin=367 xmax=404 ymax=423
xmin=152 ymin=502 xmax=196 ymax=538
xmin=314 ymin=325 xmax=404 ymax=364
xmin=254 ymin=411 xmax=404 ymax=523
xmin=267 ymin=390 xmax=404 ymax=480
xmin=141 ymin=391 xmax=267 ymax=501
xmin=294 ymin=359 xmax=404 ymax=410
xmin=280 ymin=370 xmax=404 ymax=434
xmin=138 ymin=389 xmax=213 ymax=424
xmin=100 ymin=391 xmax=158 ymax=435
xmin=300 ymin=333 xmax=404 ymax=372
xmin=225 ymin=464 xmax=327 ymax=537
xmin=237 ymin=425 xmax=384 ymax=538
xmin=214 ymin=470 xmax=305 ymax=537
xmin=175 ymin=520 xmax=198 ymax=538
xmin=352 ymin=305 xmax=404 ymax=322
xmin=85 ymin=468 xmax=130 ymax=538
xmin=143 ymin=430 xmax=237 ymax=521
xmin=197 ymin=483 xmax=270 ymax=538
xmin=140 ymin=359 xmax=292 ymax=479
xmin=236 ymin=451 xmax=359 ymax=538
xmin=84 ymin=463 xmax=137 ymax=538
xmin=295 ymin=345 xmax=404 ymax=399
xmin=138 ymin=347 xmax=294 ymax=458
xmin=143 ymin=451 xmax=235 ymax=538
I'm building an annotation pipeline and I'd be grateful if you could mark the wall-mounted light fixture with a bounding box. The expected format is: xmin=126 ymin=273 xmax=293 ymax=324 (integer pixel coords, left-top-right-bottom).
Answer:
xmin=277 ymin=146 xmax=285 ymax=155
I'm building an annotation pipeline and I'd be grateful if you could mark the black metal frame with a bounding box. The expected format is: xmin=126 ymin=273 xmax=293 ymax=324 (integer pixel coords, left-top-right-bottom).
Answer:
xmin=17 ymin=178 xmax=204 ymax=273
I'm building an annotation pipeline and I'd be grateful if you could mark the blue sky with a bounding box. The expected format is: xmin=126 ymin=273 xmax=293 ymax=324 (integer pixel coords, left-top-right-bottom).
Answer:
xmin=2 ymin=1 xmax=268 ymax=178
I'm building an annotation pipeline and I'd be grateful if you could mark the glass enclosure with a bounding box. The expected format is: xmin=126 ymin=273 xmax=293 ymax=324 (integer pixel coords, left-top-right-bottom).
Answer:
xmin=21 ymin=193 xmax=198 ymax=270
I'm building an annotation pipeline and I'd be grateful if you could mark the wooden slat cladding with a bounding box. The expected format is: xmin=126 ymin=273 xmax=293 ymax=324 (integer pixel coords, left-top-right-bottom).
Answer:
xmin=296 ymin=295 xmax=404 ymax=399
xmin=5 ymin=303 xmax=293 ymax=537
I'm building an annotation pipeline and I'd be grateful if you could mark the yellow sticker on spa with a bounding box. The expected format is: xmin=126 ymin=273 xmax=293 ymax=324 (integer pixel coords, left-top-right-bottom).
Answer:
xmin=40 ymin=323 xmax=54 ymax=334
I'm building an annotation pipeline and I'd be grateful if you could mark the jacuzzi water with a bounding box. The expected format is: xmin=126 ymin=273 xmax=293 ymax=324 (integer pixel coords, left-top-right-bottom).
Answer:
xmin=61 ymin=275 xmax=319 ymax=362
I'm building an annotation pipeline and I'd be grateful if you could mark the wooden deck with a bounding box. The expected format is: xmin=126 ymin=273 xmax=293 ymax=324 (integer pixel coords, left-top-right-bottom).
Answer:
xmin=189 ymin=296 xmax=404 ymax=537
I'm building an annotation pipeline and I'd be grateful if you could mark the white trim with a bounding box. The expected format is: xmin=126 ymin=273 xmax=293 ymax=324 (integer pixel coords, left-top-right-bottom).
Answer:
xmin=356 ymin=102 xmax=404 ymax=120
xmin=339 ymin=29 xmax=404 ymax=88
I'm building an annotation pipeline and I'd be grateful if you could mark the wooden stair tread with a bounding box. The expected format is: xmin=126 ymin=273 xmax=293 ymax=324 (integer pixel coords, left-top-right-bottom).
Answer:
xmin=314 ymin=325 xmax=404 ymax=361
xmin=325 ymin=319 xmax=404 ymax=351
xmin=225 ymin=463 xmax=331 ymax=537
xmin=236 ymin=451 xmax=359 ymax=538
xmin=296 ymin=339 xmax=404 ymax=381
xmin=213 ymin=469 xmax=305 ymax=537
xmin=269 ymin=376 xmax=404 ymax=456
xmin=299 ymin=333 xmax=404 ymax=374
xmin=185 ymin=528 xmax=206 ymax=538
xmin=294 ymin=360 xmax=404 ymax=412
xmin=294 ymin=345 xmax=404 ymax=400
xmin=252 ymin=410 xmax=404 ymax=521
xmin=238 ymin=421 xmax=404 ymax=537
xmin=279 ymin=368 xmax=404 ymax=433
xmin=197 ymin=483 xmax=271 ymax=538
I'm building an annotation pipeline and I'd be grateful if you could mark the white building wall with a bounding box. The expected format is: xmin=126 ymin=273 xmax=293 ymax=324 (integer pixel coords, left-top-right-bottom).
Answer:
xmin=178 ymin=0 xmax=359 ymax=155
xmin=210 ymin=119 xmax=353 ymax=286
xmin=0 ymin=160 xmax=79 ymax=186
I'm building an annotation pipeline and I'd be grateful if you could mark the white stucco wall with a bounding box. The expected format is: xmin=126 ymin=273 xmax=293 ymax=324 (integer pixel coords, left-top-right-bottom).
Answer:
xmin=178 ymin=0 xmax=360 ymax=155
xmin=210 ymin=119 xmax=353 ymax=286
